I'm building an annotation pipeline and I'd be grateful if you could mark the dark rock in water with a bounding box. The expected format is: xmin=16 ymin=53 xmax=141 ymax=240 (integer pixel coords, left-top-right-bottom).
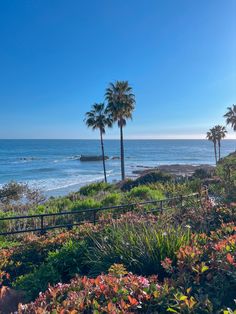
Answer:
xmin=111 ymin=156 xmax=120 ymax=160
xmin=80 ymin=155 xmax=109 ymax=162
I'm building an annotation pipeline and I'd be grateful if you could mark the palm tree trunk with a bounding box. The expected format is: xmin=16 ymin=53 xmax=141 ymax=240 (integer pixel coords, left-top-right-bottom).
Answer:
xmin=100 ymin=129 xmax=107 ymax=183
xmin=218 ymin=140 xmax=221 ymax=160
xmin=214 ymin=142 xmax=217 ymax=164
xmin=120 ymin=124 xmax=125 ymax=180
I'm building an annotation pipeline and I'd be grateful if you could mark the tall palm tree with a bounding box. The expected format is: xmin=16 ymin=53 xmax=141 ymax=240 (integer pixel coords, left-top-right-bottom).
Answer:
xmin=224 ymin=104 xmax=236 ymax=132
xmin=215 ymin=125 xmax=227 ymax=160
xmin=105 ymin=81 xmax=135 ymax=180
xmin=84 ymin=103 xmax=113 ymax=183
xmin=206 ymin=127 xmax=218 ymax=164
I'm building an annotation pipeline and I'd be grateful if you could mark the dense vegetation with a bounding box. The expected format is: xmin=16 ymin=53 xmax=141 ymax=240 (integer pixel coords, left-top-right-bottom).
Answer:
xmin=0 ymin=153 xmax=235 ymax=313
xmin=0 ymin=195 xmax=235 ymax=313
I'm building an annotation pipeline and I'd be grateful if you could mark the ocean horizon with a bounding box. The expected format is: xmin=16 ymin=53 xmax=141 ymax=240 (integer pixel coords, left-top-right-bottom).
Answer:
xmin=0 ymin=139 xmax=235 ymax=196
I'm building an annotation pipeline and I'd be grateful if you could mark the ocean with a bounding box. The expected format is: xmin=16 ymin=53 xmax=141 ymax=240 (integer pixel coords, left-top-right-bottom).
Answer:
xmin=0 ymin=139 xmax=235 ymax=196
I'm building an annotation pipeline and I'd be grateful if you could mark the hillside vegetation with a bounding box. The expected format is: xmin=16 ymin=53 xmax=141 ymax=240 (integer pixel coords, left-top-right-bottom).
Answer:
xmin=0 ymin=158 xmax=235 ymax=313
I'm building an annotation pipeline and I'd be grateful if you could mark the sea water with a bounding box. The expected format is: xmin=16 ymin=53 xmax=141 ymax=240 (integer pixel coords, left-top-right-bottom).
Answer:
xmin=0 ymin=139 xmax=235 ymax=196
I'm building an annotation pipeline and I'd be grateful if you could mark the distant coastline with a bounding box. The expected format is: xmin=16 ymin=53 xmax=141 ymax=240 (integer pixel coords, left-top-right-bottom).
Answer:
xmin=0 ymin=139 xmax=235 ymax=197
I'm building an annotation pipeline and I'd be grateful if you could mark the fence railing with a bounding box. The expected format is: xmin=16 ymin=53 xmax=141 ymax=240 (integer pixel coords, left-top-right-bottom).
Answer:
xmin=0 ymin=191 xmax=207 ymax=236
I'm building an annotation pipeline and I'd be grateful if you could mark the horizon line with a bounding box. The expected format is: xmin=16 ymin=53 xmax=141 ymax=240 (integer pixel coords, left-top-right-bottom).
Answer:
xmin=0 ymin=138 xmax=235 ymax=141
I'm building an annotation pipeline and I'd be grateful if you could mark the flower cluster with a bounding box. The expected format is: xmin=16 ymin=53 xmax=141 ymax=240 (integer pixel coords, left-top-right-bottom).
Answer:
xmin=18 ymin=273 xmax=162 ymax=313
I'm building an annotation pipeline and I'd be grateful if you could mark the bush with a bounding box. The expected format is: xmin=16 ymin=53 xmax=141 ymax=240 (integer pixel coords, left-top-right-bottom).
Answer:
xmin=101 ymin=193 xmax=122 ymax=207
xmin=79 ymin=182 xmax=114 ymax=196
xmin=216 ymin=152 xmax=236 ymax=202
xmin=18 ymin=273 xmax=165 ymax=313
xmin=86 ymin=220 xmax=189 ymax=277
xmin=127 ymin=186 xmax=164 ymax=201
xmin=14 ymin=240 xmax=88 ymax=301
xmin=121 ymin=171 xmax=172 ymax=191
xmin=71 ymin=198 xmax=101 ymax=211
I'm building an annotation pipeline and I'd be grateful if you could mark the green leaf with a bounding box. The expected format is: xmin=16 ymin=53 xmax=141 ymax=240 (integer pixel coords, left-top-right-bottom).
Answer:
xmin=226 ymin=245 xmax=231 ymax=251
xmin=179 ymin=295 xmax=188 ymax=301
xmin=167 ymin=308 xmax=179 ymax=313
xmin=201 ymin=265 xmax=209 ymax=273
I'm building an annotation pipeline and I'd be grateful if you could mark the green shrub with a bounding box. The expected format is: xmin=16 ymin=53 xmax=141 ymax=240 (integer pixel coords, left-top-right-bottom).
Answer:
xmin=101 ymin=193 xmax=122 ymax=207
xmin=86 ymin=220 xmax=189 ymax=277
xmin=127 ymin=186 xmax=163 ymax=201
xmin=46 ymin=240 xmax=88 ymax=281
xmin=79 ymin=182 xmax=114 ymax=196
xmin=216 ymin=152 xmax=236 ymax=202
xmin=14 ymin=240 xmax=88 ymax=301
xmin=71 ymin=198 xmax=101 ymax=211
xmin=121 ymin=171 xmax=172 ymax=191
xmin=14 ymin=264 xmax=59 ymax=302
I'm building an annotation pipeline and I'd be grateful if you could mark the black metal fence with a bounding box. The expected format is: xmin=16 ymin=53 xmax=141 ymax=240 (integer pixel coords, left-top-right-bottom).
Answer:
xmin=0 ymin=191 xmax=207 ymax=236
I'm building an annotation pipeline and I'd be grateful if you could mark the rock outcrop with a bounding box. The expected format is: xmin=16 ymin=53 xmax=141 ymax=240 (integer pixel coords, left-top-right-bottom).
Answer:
xmin=0 ymin=286 xmax=24 ymax=313
xmin=80 ymin=155 xmax=109 ymax=162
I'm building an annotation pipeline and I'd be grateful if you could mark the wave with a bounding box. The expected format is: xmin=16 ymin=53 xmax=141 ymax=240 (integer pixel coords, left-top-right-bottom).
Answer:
xmin=26 ymin=174 xmax=106 ymax=192
xmin=53 ymin=155 xmax=81 ymax=163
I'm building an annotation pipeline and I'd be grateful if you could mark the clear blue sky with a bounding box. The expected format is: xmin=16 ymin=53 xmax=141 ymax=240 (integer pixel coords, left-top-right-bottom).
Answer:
xmin=0 ymin=0 xmax=235 ymax=139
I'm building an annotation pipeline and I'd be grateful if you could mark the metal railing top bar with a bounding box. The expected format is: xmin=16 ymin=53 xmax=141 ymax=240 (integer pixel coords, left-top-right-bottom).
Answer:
xmin=0 ymin=221 xmax=89 ymax=236
xmin=0 ymin=192 xmax=200 ymax=222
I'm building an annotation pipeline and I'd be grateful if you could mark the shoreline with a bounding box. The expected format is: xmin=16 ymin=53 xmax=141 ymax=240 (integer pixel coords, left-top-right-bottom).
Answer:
xmin=44 ymin=163 xmax=215 ymax=197
xmin=132 ymin=164 xmax=215 ymax=177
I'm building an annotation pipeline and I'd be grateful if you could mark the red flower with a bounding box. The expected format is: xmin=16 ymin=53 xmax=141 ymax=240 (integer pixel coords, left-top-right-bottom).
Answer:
xmin=226 ymin=253 xmax=235 ymax=265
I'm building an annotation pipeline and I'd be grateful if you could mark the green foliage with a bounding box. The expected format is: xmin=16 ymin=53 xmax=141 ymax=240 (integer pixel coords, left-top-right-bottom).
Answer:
xmin=0 ymin=181 xmax=27 ymax=204
xmin=71 ymin=198 xmax=101 ymax=211
xmin=14 ymin=263 xmax=59 ymax=302
xmin=86 ymin=220 xmax=189 ymax=277
xmin=216 ymin=152 xmax=236 ymax=202
xmin=79 ymin=182 xmax=114 ymax=196
xmin=127 ymin=185 xmax=164 ymax=201
xmin=14 ymin=240 xmax=88 ymax=301
xmin=121 ymin=171 xmax=173 ymax=191
xmin=101 ymin=193 xmax=122 ymax=207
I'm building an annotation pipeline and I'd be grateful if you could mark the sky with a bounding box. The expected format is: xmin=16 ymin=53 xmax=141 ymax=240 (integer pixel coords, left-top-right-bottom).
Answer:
xmin=0 ymin=0 xmax=235 ymax=139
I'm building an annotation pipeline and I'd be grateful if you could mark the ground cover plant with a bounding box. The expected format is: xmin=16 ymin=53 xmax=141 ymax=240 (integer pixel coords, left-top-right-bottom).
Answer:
xmin=14 ymin=206 xmax=236 ymax=313
xmin=0 ymin=196 xmax=235 ymax=313
xmin=0 ymin=175 xmax=200 ymax=235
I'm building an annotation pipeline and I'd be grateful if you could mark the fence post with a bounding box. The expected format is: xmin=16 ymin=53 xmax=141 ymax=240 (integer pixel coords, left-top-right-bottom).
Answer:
xmin=180 ymin=195 xmax=183 ymax=208
xmin=160 ymin=200 xmax=163 ymax=214
xmin=40 ymin=216 xmax=45 ymax=235
xmin=93 ymin=210 xmax=96 ymax=225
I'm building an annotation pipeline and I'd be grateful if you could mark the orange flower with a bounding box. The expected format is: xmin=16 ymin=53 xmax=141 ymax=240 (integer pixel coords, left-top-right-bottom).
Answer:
xmin=128 ymin=295 xmax=139 ymax=306
xmin=226 ymin=253 xmax=235 ymax=265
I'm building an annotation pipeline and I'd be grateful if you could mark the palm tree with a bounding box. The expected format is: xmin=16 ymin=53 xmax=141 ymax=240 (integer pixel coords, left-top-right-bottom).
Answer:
xmin=215 ymin=125 xmax=227 ymax=160
xmin=224 ymin=104 xmax=236 ymax=132
xmin=206 ymin=127 xmax=218 ymax=164
xmin=84 ymin=103 xmax=113 ymax=183
xmin=105 ymin=81 xmax=135 ymax=180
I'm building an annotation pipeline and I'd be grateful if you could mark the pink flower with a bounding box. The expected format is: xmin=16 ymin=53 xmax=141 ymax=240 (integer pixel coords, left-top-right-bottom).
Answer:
xmin=161 ymin=257 xmax=173 ymax=272
xmin=138 ymin=276 xmax=150 ymax=288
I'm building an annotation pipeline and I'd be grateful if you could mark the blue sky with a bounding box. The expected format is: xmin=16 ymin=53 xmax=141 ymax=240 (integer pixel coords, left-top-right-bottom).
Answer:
xmin=0 ymin=0 xmax=235 ymax=139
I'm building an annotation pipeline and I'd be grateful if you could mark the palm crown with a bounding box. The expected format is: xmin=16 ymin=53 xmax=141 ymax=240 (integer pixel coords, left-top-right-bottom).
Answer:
xmin=214 ymin=125 xmax=227 ymax=141
xmin=206 ymin=128 xmax=217 ymax=142
xmin=105 ymin=81 xmax=135 ymax=126
xmin=85 ymin=103 xmax=113 ymax=133
xmin=224 ymin=104 xmax=236 ymax=131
